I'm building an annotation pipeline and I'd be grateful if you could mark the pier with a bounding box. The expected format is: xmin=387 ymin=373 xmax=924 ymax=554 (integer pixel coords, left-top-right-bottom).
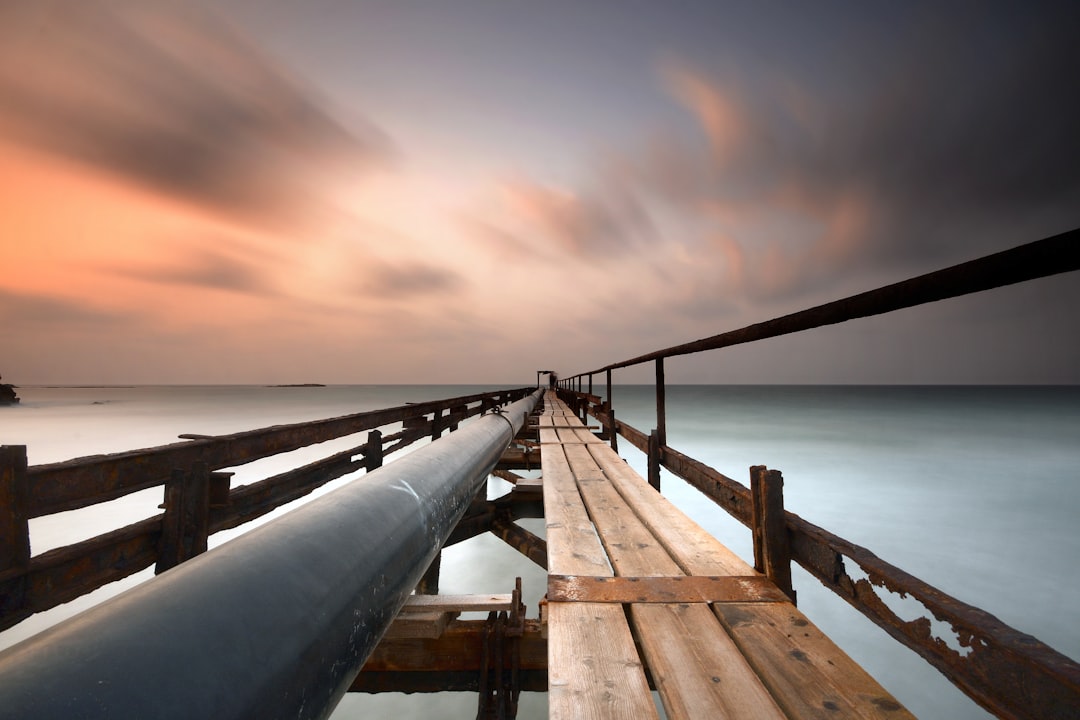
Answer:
xmin=1 ymin=230 xmax=1079 ymax=718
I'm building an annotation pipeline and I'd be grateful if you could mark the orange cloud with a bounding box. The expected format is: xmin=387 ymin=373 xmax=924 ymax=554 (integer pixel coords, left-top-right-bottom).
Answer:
xmin=0 ymin=0 xmax=389 ymax=231
xmin=663 ymin=64 xmax=748 ymax=167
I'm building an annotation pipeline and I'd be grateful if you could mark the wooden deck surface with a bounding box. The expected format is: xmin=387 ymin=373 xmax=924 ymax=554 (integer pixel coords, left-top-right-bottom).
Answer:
xmin=539 ymin=391 xmax=914 ymax=720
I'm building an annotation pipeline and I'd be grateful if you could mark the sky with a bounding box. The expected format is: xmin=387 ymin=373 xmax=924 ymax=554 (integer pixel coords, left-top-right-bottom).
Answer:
xmin=1 ymin=0 xmax=1078 ymax=385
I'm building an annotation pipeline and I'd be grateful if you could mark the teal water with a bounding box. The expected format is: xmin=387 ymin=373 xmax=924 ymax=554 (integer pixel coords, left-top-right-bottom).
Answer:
xmin=1 ymin=384 xmax=1077 ymax=719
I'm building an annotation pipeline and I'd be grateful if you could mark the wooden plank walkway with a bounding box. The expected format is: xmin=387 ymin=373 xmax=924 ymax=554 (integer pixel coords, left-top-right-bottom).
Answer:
xmin=539 ymin=391 xmax=914 ymax=719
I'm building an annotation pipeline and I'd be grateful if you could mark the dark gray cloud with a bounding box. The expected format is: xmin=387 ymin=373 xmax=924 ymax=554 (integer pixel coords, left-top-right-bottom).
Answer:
xmin=359 ymin=260 xmax=465 ymax=300
xmin=700 ymin=3 xmax=1080 ymax=265
xmin=0 ymin=0 xmax=390 ymax=226
xmin=115 ymin=247 xmax=275 ymax=295
xmin=0 ymin=288 xmax=130 ymax=328
xmin=558 ymin=2 xmax=1080 ymax=308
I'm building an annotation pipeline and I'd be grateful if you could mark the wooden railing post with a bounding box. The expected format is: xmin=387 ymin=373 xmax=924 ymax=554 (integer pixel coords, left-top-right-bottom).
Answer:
xmin=655 ymin=358 xmax=666 ymax=447
xmin=449 ymin=405 xmax=466 ymax=432
xmin=607 ymin=407 xmax=619 ymax=453
xmin=431 ymin=409 xmax=444 ymax=440
xmin=647 ymin=430 xmax=661 ymax=492
xmin=750 ymin=465 xmax=794 ymax=603
xmin=0 ymin=446 xmax=30 ymax=587
xmin=365 ymin=429 xmax=384 ymax=472
xmin=606 ymin=370 xmax=618 ymax=452
xmin=156 ymin=462 xmax=211 ymax=574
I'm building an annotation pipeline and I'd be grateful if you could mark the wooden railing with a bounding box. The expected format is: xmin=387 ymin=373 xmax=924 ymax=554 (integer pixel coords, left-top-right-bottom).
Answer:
xmin=0 ymin=387 xmax=532 ymax=633
xmin=555 ymin=228 xmax=1080 ymax=720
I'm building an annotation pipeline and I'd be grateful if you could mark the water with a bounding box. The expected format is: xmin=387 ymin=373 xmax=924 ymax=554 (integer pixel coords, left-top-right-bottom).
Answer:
xmin=1 ymin=384 xmax=1077 ymax=719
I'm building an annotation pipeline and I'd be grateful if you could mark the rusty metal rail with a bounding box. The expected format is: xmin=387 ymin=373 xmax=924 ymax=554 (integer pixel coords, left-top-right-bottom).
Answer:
xmin=553 ymin=230 xmax=1080 ymax=719
xmin=572 ymin=228 xmax=1079 ymax=377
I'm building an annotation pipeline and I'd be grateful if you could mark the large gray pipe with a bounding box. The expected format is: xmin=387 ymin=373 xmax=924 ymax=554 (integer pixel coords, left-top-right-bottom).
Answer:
xmin=0 ymin=389 xmax=543 ymax=719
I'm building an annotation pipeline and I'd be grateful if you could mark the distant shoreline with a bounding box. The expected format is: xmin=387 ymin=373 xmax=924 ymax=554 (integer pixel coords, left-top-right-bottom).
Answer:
xmin=268 ymin=383 xmax=327 ymax=388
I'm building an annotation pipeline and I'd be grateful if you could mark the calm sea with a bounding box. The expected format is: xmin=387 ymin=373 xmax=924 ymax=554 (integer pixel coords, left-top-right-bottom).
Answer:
xmin=1 ymin=384 xmax=1077 ymax=719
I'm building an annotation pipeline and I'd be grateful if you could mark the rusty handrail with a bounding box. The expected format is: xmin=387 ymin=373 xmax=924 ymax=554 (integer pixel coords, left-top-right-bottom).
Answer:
xmin=566 ymin=228 xmax=1079 ymax=380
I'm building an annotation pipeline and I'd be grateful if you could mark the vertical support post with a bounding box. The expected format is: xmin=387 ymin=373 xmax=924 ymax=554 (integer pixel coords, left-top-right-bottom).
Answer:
xmin=588 ymin=374 xmax=593 ymax=396
xmin=750 ymin=465 xmax=795 ymax=603
xmin=606 ymin=370 xmax=618 ymax=452
xmin=365 ymin=429 xmax=383 ymax=472
xmin=416 ymin=550 xmax=441 ymax=595
xmin=647 ymin=430 xmax=661 ymax=492
xmin=655 ymin=358 xmax=666 ymax=448
xmin=431 ymin=409 xmax=444 ymax=440
xmin=449 ymin=405 xmax=465 ymax=432
xmin=156 ymin=462 xmax=210 ymax=575
xmin=0 ymin=446 xmax=30 ymax=575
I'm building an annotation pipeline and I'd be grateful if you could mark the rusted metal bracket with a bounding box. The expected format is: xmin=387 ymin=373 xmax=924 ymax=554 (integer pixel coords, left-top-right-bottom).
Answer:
xmin=477 ymin=578 xmax=526 ymax=720
xmin=546 ymin=574 xmax=789 ymax=604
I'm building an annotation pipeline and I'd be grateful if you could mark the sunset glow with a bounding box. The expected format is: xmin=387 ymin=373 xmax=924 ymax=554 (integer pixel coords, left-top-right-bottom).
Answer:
xmin=2 ymin=1 xmax=1078 ymax=384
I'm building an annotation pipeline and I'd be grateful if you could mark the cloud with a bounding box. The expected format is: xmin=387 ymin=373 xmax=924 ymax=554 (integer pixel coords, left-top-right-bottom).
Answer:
xmin=0 ymin=0 xmax=391 ymax=228
xmin=463 ymin=2 xmax=1080 ymax=359
xmin=0 ymin=288 xmax=131 ymax=328
xmin=491 ymin=179 xmax=653 ymax=259
xmin=114 ymin=246 xmax=277 ymax=296
xmin=358 ymin=260 xmax=466 ymax=300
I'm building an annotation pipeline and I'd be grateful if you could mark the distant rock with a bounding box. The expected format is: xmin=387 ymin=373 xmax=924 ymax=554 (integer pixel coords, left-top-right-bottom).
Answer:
xmin=268 ymin=383 xmax=327 ymax=388
xmin=0 ymin=381 xmax=18 ymax=406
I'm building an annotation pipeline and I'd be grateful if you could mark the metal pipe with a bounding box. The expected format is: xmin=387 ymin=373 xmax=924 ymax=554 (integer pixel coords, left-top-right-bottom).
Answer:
xmin=0 ymin=389 xmax=543 ymax=720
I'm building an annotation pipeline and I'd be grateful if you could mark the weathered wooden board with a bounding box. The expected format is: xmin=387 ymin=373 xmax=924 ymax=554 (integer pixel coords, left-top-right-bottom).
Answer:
xmin=580 ymin=404 xmax=916 ymax=718
xmin=400 ymin=593 xmax=513 ymax=614
xmin=540 ymin=397 xmax=657 ymax=719
xmin=555 ymin=412 xmax=785 ymax=719
xmin=585 ymin=441 xmax=751 ymax=577
xmin=547 ymin=574 xmax=789 ymax=604
xmin=714 ymin=602 xmax=915 ymax=719
xmin=383 ymin=610 xmax=457 ymax=639
xmin=547 ymin=602 xmax=659 ymax=720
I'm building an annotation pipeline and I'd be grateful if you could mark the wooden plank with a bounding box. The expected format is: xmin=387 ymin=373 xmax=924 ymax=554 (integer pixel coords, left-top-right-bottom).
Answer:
xmin=631 ymin=602 xmax=785 ymax=719
xmin=586 ymin=426 xmax=915 ymax=718
xmin=547 ymin=602 xmax=658 ymax=720
xmin=560 ymin=452 xmax=785 ymax=718
xmin=549 ymin=398 xmax=786 ymax=720
xmin=383 ymin=610 xmax=456 ymax=639
xmin=541 ymin=394 xmax=657 ymax=719
xmin=514 ymin=477 xmax=543 ymax=492
xmin=362 ymin=618 xmax=548 ymax=673
xmin=539 ymin=417 xmax=609 ymax=577
xmin=586 ymin=443 xmax=751 ymax=576
xmin=401 ymin=593 xmax=512 ymax=614
xmin=714 ymin=602 xmax=915 ymax=719
xmin=547 ymin=575 xmax=789 ymax=604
